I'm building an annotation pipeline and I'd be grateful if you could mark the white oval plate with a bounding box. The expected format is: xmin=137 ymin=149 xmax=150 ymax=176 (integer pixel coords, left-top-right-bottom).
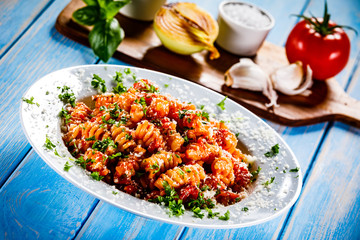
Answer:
xmin=20 ymin=65 xmax=302 ymax=229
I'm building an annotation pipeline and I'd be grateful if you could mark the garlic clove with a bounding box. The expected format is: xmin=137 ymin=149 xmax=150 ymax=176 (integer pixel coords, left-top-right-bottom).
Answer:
xmin=271 ymin=61 xmax=313 ymax=96
xmin=225 ymin=58 xmax=278 ymax=107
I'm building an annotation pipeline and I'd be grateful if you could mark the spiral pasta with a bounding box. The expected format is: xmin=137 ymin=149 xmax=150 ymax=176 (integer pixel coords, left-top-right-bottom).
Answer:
xmin=134 ymin=120 xmax=164 ymax=151
xmin=141 ymin=151 xmax=182 ymax=179
xmin=154 ymin=164 xmax=206 ymax=190
xmin=111 ymin=125 xmax=136 ymax=152
xmin=62 ymin=77 xmax=251 ymax=209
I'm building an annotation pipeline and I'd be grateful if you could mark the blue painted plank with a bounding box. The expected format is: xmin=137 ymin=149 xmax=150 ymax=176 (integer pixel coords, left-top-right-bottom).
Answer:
xmin=0 ymin=0 xmax=96 ymax=186
xmin=279 ymin=121 xmax=360 ymax=239
xmin=0 ymin=151 xmax=97 ymax=239
xmin=76 ymin=202 xmax=183 ymax=240
xmin=0 ymin=0 xmax=53 ymax=56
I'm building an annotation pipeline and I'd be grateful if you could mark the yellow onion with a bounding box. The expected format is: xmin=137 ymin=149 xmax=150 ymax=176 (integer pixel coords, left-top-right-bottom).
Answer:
xmin=154 ymin=2 xmax=220 ymax=59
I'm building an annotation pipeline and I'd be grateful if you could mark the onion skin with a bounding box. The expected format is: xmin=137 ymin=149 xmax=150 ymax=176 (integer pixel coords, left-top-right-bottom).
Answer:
xmin=154 ymin=3 xmax=219 ymax=59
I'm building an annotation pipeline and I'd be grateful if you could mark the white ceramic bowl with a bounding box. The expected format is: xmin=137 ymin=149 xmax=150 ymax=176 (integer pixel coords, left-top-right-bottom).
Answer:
xmin=216 ymin=1 xmax=275 ymax=56
xmin=20 ymin=65 xmax=301 ymax=228
xmin=119 ymin=0 xmax=166 ymax=21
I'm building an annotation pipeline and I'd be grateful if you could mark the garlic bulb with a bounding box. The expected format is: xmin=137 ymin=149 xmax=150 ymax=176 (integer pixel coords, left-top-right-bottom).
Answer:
xmin=225 ymin=58 xmax=278 ymax=108
xmin=154 ymin=3 xmax=220 ymax=59
xmin=271 ymin=61 xmax=313 ymax=95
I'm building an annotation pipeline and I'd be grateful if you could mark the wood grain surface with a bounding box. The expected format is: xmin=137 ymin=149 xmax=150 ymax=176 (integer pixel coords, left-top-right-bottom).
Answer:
xmin=0 ymin=0 xmax=359 ymax=239
xmin=55 ymin=0 xmax=360 ymax=127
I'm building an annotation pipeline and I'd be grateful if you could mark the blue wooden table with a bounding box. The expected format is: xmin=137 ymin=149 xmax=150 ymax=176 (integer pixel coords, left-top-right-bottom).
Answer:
xmin=1 ymin=0 xmax=359 ymax=239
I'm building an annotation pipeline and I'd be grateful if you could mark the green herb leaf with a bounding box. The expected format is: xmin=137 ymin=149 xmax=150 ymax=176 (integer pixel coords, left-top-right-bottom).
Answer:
xmin=85 ymin=136 xmax=96 ymax=141
xmin=92 ymin=137 xmax=116 ymax=153
xmin=192 ymin=207 xmax=204 ymax=219
xmin=251 ymin=166 xmax=261 ymax=177
xmin=218 ymin=210 xmax=230 ymax=221
xmin=112 ymin=191 xmax=118 ymax=195
xmin=206 ymin=208 xmax=220 ymax=219
xmin=92 ymin=74 xmax=107 ymax=93
xmin=102 ymin=0 xmax=131 ymax=19
xmin=83 ymin=0 xmax=98 ymax=6
xmin=168 ymin=199 xmax=185 ymax=217
xmin=44 ymin=135 xmax=56 ymax=150
xmin=89 ymin=18 xmax=124 ymax=62
xmin=264 ymin=144 xmax=279 ymax=157
xmin=22 ymin=96 xmax=40 ymax=107
xmin=263 ymin=177 xmax=275 ymax=187
xmin=217 ymin=96 xmax=228 ymax=110
xmin=91 ymin=171 xmax=104 ymax=181
xmin=59 ymin=108 xmax=72 ymax=124
xmin=58 ymin=86 xmax=76 ymax=107
xmin=72 ymin=6 xmax=99 ymax=25
xmin=241 ymin=207 xmax=249 ymax=212
xmin=64 ymin=161 xmax=73 ymax=172
xmin=289 ymin=167 xmax=300 ymax=172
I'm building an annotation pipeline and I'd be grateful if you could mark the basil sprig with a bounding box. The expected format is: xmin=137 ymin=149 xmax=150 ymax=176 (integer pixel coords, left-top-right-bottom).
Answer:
xmin=72 ymin=0 xmax=130 ymax=62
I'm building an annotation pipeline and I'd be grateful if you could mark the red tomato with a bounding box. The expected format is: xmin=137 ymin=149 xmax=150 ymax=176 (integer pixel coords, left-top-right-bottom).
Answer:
xmin=285 ymin=19 xmax=350 ymax=80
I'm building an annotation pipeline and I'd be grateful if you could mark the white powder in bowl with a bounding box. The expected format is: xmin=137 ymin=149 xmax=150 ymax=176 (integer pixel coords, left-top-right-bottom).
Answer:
xmin=223 ymin=2 xmax=271 ymax=29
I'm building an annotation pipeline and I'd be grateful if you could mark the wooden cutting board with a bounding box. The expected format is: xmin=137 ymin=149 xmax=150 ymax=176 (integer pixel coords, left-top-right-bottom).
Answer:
xmin=55 ymin=0 xmax=360 ymax=127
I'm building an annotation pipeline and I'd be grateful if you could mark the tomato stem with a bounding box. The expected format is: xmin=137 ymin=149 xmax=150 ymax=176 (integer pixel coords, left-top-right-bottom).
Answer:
xmin=293 ymin=0 xmax=357 ymax=37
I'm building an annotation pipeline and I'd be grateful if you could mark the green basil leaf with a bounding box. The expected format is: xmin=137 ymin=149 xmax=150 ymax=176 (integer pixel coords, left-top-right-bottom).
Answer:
xmin=104 ymin=0 xmax=131 ymax=19
xmin=72 ymin=6 xmax=100 ymax=26
xmin=97 ymin=0 xmax=111 ymax=9
xmin=83 ymin=0 xmax=99 ymax=6
xmin=89 ymin=18 xmax=124 ymax=62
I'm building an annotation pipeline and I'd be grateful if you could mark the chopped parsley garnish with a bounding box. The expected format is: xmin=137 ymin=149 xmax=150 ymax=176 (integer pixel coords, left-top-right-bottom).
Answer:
xmin=168 ymin=200 xmax=185 ymax=217
xmin=188 ymin=192 xmax=215 ymax=209
xmin=125 ymin=134 xmax=133 ymax=140
xmin=183 ymin=135 xmax=189 ymax=143
xmin=59 ymin=108 xmax=72 ymax=124
xmin=54 ymin=149 xmax=61 ymax=157
xmin=22 ymin=96 xmax=39 ymax=107
xmin=251 ymin=166 xmax=261 ymax=177
xmin=289 ymin=167 xmax=300 ymax=172
xmin=218 ymin=210 xmax=230 ymax=221
xmin=58 ymin=86 xmax=76 ymax=107
xmin=108 ymin=152 xmax=123 ymax=159
xmin=235 ymin=133 xmax=240 ymax=138
xmin=178 ymin=109 xmax=188 ymax=119
xmin=199 ymin=105 xmax=205 ymax=110
xmin=206 ymin=208 xmax=220 ymax=219
xmin=201 ymin=111 xmax=209 ymax=121
xmin=263 ymin=177 xmax=275 ymax=187
xmin=112 ymin=191 xmax=118 ymax=195
xmin=241 ymin=207 xmax=249 ymax=212
xmin=164 ymin=84 xmax=169 ymax=88
xmin=75 ymin=156 xmax=94 ymax=169
xmin=102 ymin=115 xmax=115 ymax=125
xmin=85 ymin=136 xmax=96 ymax=141
xmin=92 ymin=138 xmax=117 ymax=153
xmin=64 ymin=161 xmax=73 ymax=172
xmin=44 ymin=135 xmax=56 ymax=150
xmin=109 ymin=103 xmax=121 ymax=118
xmin=113 ymin=71 xmax=124 ymax=82
xmin=217 ymin=96 xmax=228 ymax=110
xmin=283 ymin=170 xmax=287 ymax=173
xmin=149 ymin=181 xmax=185 ymax=217
xmin=119 ymin=115 xmax=128 ymax=124
xmin=150 ymin=163 xmax=160 ymax=174
xmin=124 ymin=68 xmax=131 ymax=75
xmin=91 ymin=74 xmax=107 ymax=93
xmin=192 ymin=207 xmax=204 ymax=219
xmin=90 ymin=171 xmax=104 ymax=181
xmin=264 ymin=144 xmax=280 ymax=157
